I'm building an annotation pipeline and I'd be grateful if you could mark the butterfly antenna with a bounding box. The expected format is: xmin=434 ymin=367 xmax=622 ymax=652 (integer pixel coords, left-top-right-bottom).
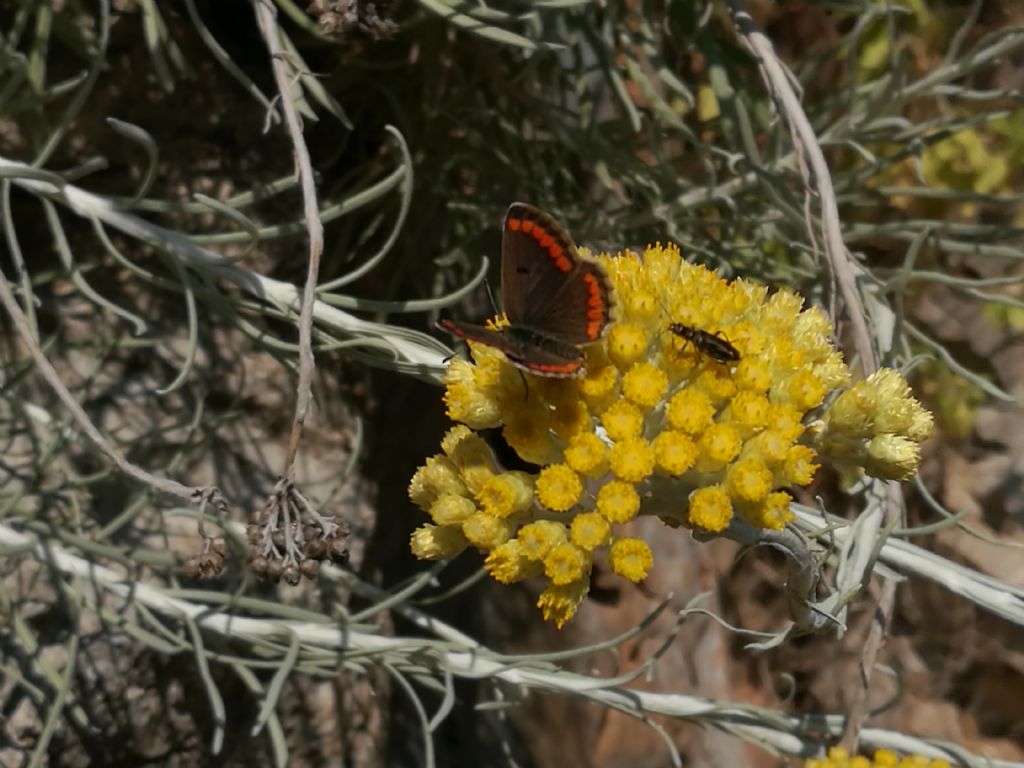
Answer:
xmin=483 ymin=278 xmax=500 ymax=316
xmin=654 ymin=290 xmax=673 ymax=342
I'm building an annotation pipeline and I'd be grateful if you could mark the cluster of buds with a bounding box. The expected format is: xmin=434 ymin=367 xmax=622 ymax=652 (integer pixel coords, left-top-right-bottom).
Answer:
xmin=182 ymin=537 xmax=229 ymax=579
xmin=181 ymin=488 xmax=233 ymax=579
xmin=242 ymin=478 xmax=349 ymax=585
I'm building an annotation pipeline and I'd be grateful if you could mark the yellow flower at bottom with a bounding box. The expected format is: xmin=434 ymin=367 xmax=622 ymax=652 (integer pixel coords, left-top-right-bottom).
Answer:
xmin=485 ymin=540 xmax=542 ymax=583
xmin=666 ymin=388 xmax=715 ymax=434
xmin=476 ymin=472 xmax=534 ymax=517
xmin=443 ymin=360 xmax=501 ymax=428
xmin=621 ymin=362 xmax=668 ymax=408
xmin=440 ymin=424 xmax=475 ymax=457
xmin=621 ymin=284 xmax=660 ymax=322
xmin=517 ymin=520 xmax=568 ymax=560
xmin=725 ymin=458 xmax=773 ymax=503
xmin=609 ymin=437 xmax=655 ymax=482
xmin=774 ymin=370 xmax=827 ymax=411
xmin=444 ymin=428 xmax=495 ymax=475
xmin=772 ymin=404 xmax=806 ymax=441
xmin=544 ymin=542 xmax=589 ymax=585
xmin=783 ymin=444 xmax=819 ymax=486
xmin=802 ymin=747 xmax=951 ymax=768
xmin=429 ymin=494 xmax=476 ymax=525
xmin=745 ymin=429 xmax=793 ymax=464
xmin=564 ymin=432 xmax=609 ymax=477
xmin=535 ymin=464 xmax=584 ymax=511
xmin=570 ymin=512 xmax=611 ymax=550
xmin=577 ymin=365 xmax=619 ymax=411
xmin=537 ymin=578 xmax=589 ymax=629
xmin=825 ymin=382 xmax=878 ymax=437
xmin=606 ymin=323 xmax=649 ymax=368
xmin=724 ymin=390 xmax=771 ymax=433
xmin=653 ymin=431 xmax=697 ymax=475
xmin=462 ymin=512 xmax=512 ymax=550
xmin=408 ymin=456 xmax=468 ymax=509
xmin=596 ymin=480 xmax=640 ymax=523
xmin=601 ymin=399 xmax=645 ymax=440
xmin=688 ymin=486 xmax=733 ymax=532
xmin=741 ymin=491 xmax=794 ymax=530
xmin=410 ymin=525 xmax=469 ymax=560
xmin=865 ymin=434 xmax=921 ymax=480
xmin=444 ymin=428 xmax=497 ymax=495
xmin=734 ymin=357 xmax=772 ymax=393
xmin=609 ymin=538 xmax=653 ymax=582
xmin=695 ymin=368 xmax=737 ymax=403
xmin=694 ymin=424 xmax=742 ymax=471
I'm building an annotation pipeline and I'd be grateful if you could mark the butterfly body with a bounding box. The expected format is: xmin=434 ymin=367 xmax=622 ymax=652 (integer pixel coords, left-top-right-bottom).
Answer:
xmin=668 ymin=323 xmax=740 ymax=364
xmin=438 ymin=204 xmax=615 ymax=378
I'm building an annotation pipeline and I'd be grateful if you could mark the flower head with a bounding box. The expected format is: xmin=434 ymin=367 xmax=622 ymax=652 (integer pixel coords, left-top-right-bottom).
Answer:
xmin=804 ymin=746 xmax=951 ymax=768
xmin=413 ymin=241 xmax=932 ymax=626
xmin=609 ymin=538 xmax=653 ymax=582
xmin=814 ymin=368 xmax=933 ymax=484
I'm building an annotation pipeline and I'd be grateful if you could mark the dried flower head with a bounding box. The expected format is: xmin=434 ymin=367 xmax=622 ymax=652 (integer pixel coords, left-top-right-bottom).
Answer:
xmin=244 ymin=479 xmax=350 ymax=584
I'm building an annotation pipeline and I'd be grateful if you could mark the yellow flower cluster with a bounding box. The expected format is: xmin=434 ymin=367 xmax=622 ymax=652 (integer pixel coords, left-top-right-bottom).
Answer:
xmin=412 ymin=244 xmax=932 ymax=627
xmin=805 ymin=746 xmax=951 ymax=768
xmin=813 ymin=369 xmax=933 ymax=484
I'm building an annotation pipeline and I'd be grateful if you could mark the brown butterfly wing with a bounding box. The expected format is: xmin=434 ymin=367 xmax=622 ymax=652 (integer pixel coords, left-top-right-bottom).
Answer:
xmin=500 ymin=203 xmax=614 ymax=346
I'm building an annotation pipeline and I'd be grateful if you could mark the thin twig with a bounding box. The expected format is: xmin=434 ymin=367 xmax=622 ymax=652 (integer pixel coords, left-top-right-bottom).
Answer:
xmin=2 ymin=520 xmax=1014 ymax=768
xmin=0 ymin=261 xmax=199 ymax=503
xmin=0 ymin=155 xmax=443 ymax=376
xmin=253 ymin=0 xmax=325 ymax=479
xmin=726 ymin=1 xmax=876 ymax=372
xmin=725 ymin=2 xmax=906 ymax=752
xmin=837 ymin=483 xmax=901 ymax=750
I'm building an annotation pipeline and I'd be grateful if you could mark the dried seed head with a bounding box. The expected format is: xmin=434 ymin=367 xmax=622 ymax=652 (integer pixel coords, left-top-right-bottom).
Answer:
xmin=329 ymin=538 xmax=350 ymax=563
xmin=183 ymin=553 xmax=225 ymax=579
xmin=181 ymin=557 xmax=203 ymax=579
xmin=282 ymin=565 xmax=301 ymax=586
xmin=266 ymin=559 xmax=285 ymax=581
xmin=306 ymin=538 xmax=327 ymax=559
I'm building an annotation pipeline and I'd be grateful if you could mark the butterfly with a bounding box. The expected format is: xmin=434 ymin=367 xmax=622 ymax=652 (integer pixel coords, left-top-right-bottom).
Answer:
xmin=437 ymin=203 xmax=615 ymax=377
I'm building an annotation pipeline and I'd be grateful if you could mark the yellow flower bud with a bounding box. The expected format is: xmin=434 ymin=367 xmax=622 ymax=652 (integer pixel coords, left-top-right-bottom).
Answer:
xmin=410 ymin=524 xmax=469 ymax=560
xmin=609 ymin=538 xmax=653 ymax=582
xmin=535 ymin=464 xmax=584 ymax=512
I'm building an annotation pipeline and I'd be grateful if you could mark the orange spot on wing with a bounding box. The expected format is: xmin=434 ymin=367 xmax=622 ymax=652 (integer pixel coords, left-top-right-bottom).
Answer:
xmin=586 ymin=321 xmax=601 ymax=339
xmin=547 ymin=244 xmax=571 ymax=271
xmin=587 ymin=308 xmax=604 ymax=320
xmin=538 ymin=233 xmax=555 ymax=249
xmin=507 ymin=218 xmax=523 ymax=232
xmin=532 ymin=361 xmax=582 ymax=374
xmin=521 ymin=220 xmax=535 ymax=234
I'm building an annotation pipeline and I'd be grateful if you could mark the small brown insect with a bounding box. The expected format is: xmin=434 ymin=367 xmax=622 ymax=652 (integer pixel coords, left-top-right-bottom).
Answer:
xmin=668 ymin=323 xmax=741 ymax=364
